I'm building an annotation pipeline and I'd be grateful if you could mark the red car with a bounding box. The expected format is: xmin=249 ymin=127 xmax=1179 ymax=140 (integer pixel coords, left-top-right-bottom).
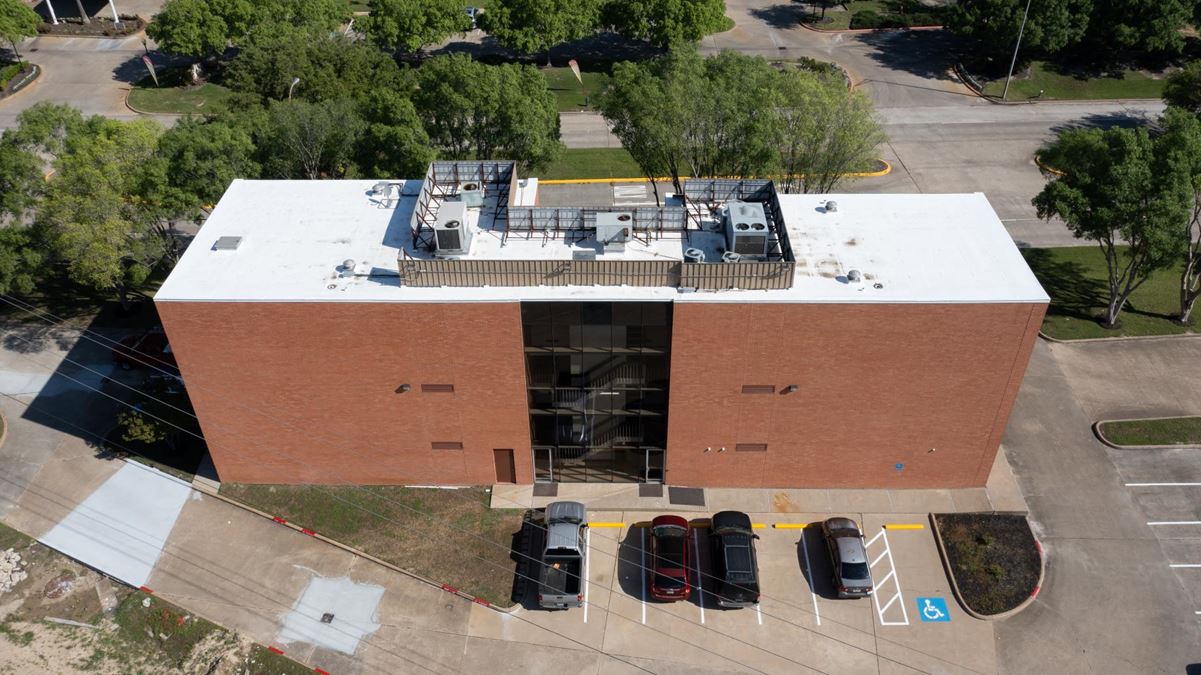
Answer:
xmin=649 ymin=515 xmax=691 ymax=601
xmin=111 ymin=328 xmax=177 ymax=372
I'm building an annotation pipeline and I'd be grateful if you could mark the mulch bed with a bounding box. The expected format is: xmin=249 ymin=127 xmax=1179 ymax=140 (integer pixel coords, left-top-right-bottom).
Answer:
xmin=0 ymin=63 xmax=38 ymax=99
xmin=37 ymin=16 xmax=144 ymax=37
xmin=935 ymin=512 xmax=1040 ymax=615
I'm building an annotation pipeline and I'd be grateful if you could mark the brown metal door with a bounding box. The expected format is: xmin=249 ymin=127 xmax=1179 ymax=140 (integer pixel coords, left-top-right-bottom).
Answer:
xmin=493 ymin=449 xmax=516 ymax=483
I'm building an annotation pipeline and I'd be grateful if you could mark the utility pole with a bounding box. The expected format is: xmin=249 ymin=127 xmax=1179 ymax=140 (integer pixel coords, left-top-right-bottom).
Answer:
xmin=1002 ymin=0 xmax=1033 ymax=101
xmin=288 ymin=77 xmax=301 ymax=101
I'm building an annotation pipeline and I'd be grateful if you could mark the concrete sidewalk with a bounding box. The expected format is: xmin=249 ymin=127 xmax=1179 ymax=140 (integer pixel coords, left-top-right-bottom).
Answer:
xmin=491 ymin=446 xmax=1028 ymax=514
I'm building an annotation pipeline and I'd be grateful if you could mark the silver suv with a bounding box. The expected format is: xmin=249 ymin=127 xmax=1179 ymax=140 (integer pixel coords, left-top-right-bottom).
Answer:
xmin=821 ymin=517 xmax=874 ymax=599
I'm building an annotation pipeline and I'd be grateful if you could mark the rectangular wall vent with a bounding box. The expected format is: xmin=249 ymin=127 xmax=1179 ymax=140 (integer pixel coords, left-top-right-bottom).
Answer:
xmin=431 ymin=441 xmax=464 ymax=450
xmin=735 ymin=443 xmax=768 ymax=452
xmin=741 ymin=385 xmax=775 ymax=395
xmin=421 ymin=384 xmax=455 ymax=393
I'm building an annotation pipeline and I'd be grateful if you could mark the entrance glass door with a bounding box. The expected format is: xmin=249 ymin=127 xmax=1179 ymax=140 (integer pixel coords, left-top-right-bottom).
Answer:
xmin=533 ymin=447 xmax=554 ymax=483
xmin=645 ymin=449 xmax=665 ymax=483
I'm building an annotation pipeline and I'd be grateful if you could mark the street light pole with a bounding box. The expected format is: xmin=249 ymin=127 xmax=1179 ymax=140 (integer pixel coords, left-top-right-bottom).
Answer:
xmin=1001 ymin=0 xmax=1033 ymax=101
xmin=288 ymin=77 xmax=301 ymax=100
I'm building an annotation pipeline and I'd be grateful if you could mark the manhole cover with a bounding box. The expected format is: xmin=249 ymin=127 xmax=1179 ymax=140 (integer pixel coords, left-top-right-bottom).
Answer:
xmin=43 ymin=572 xmax=75 ymax=599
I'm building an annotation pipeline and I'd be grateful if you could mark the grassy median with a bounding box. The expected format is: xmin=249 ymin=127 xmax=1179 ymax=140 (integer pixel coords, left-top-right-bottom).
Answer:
xmin=127 ymin=83 xmax=235 ymax=115
xmin=1099 ymin=416 xmax=1201 ymax=447
xmin=220 ymin=484 xmax=524 ymax=605
xmin=981 ymin=61 xmax=1165 ymax=101
xmin=1022 ymin=246 xmax=1196 ymax=340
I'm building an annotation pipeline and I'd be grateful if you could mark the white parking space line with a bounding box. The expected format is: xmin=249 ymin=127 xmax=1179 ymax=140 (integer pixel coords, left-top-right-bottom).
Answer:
xmin=1126 ymin=483 xmax=1201 ymax=487
xmin=613 ymin=185 xmax=653 ymax=206
xmin=866 ymin=528 xmax=909 ymax=626
xmin=692 ymin=529 xmax=705 ymax=624
xmin=1170 ymin=564 xmax=1201 ymax=568
xmin=583 ymin=527 xmax=591 ymax=624
xmin=641 ymin=527 xmax=647 ymax=625
xmin=1148 ymin=521 xmax=1201 ymax=526
xmin=756 ymin=602 xmax=763 ymax=625
xmin=799 ymin=532 xmax=821 ymax=626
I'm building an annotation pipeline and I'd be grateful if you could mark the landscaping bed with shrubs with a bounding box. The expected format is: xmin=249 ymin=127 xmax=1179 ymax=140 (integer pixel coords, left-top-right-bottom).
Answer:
xmin=803 ymin=1 xmax=946 ymax=31
xmin=934 ymin=512 xmax=1041 ymax=616
xmin=37 ymin=15 xmax=145 ymax=37
xmin=0 ymin=61 xmax=36 ymax=98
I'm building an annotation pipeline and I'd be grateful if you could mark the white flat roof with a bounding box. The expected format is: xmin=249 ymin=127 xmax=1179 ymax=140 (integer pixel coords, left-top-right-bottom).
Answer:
xmin=155 ymin=179 xmax=1048 ymax=305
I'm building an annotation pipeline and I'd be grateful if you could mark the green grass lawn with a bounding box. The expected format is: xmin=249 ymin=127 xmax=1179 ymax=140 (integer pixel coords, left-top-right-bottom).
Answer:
xmin=981 ymin=61 xmax=1166 ymax=101
xmin=1100 ymin=416 xmax=1201 ymax=446
xmin=803 ymin=1 xmax=943 ymax=31
xmin=1022 ymin=246 xmax=1197 ymax=339
xmin=220 ymin=484 xmax=524 ymax=605
xmin=539 ymin=148 xmax=646 ymax=180
xmin=127 ymin=83 xmax=234 ymax=115
xmin=543 ymin=66 xmax=610 ymax=111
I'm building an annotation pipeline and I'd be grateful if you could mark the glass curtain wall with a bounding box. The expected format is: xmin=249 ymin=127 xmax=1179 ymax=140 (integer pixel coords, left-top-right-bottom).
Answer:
xmin=522 ymin=302 xmax=671 ymax=482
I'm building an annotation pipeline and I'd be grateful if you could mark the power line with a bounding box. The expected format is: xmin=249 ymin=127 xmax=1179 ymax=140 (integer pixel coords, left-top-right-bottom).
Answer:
xmin=0 ymin=297 xmax=965 ymax=674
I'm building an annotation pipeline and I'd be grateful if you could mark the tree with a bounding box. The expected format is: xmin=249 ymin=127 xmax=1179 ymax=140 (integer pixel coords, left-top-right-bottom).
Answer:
xmin=773 ymin=69 xmax=885 ymax=194
xmin=149 ymin=115 xmax=261 ymax=217
xmin=1163 ymin=61 xmax=1201 ymax=116
xmin=0 ymin=0 xmax=40 ymax=60
xmin=1033 ymin=126 xmax=1193 ymax=328
xmin=413 ymin=55 xmax=563 ymax=171
xmin=37 ymin=117 xmax=173 ymax=311
xmin=262 ymin=99 xmax=365 ymax=179
xmin=361 ymin=0 xmax=470 ymax=53
xmin=0 ymin=228 xmax=42 ymax=296
xmin=1086 ymin=0 xmax=1193 ymax=55
xmin=604 ymin=0 xmax=729 ymax=48
xmin=117 ymin=376 xmax=201 ymax=450
xmin=1158 ymin=107 xmax=1201 ymax=323
xmin=479 ymin=0 xmax=601 ymax=60
xmin=145 ymin=0 xmax=233 ymax=58
xmin=356 ymin=89 xmax=435 ymax=178
xmin=596 ymin=59 xmax=681 ymax=202
xmin=225 ymin=25 xmax=407 ymax=102
xmin=0 ymin=103 xmax=88 ymax=222
xmin=147 ymin=0 xmax=346 ymax=57
xmin=945 ymin=0 xmax=1091 ymax=59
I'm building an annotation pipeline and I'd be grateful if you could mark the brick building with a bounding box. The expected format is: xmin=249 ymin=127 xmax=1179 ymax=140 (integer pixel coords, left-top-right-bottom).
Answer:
xmin=156 ymin=162 xmax=1047 ymax=489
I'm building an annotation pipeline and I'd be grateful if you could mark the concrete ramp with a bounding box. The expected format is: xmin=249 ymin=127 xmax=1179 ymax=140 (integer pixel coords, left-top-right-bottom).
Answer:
xmin=38 ymin=461 xmax=192 ymax=587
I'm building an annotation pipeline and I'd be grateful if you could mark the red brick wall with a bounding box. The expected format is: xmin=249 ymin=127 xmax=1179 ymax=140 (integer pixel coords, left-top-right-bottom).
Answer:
xmin=157 ymin=301 xmax=531 ymax=485
xmin=664 ymin=302 xmax=1045 ymax=489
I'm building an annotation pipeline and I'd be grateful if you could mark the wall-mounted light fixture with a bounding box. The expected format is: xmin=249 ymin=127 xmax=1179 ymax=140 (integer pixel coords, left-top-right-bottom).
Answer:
xmin=704 ymin=446 xmax=712 ymax=453
xmin=718 ymin=447 xmax=726 ymax=453
xmin=783 ymin=384 xmax=798 ymax=394
xmin=395 ymin=383 xmax=411 ymax=393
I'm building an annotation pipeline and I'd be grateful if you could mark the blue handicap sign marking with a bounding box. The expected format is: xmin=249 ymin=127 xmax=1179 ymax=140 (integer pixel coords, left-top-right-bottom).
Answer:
xmin=917 ymin=597 xmax=951 ymax=622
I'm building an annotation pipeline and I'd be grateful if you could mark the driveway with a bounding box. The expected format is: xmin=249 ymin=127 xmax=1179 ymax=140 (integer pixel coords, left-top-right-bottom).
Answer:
xmin=997 ymin=341 xmax=1201 ymax=673
xmin=1049 ymin=336 xmax=1201 ymax=420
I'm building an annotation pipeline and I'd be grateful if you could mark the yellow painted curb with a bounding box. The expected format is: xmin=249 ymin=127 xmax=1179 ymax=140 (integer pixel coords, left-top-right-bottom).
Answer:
xmin=1034 ymin=153 xmax=1066 ymax=177
xmin=751 ymin=523 xmax=767 ymax=529
xmin=538 ymin=160 xmax=892 ymax=185
xmin=772 ymin=523 xmax=809 ymax=529
xmin=884 ymin=524 xmax=925 ymax=530
xmin=588 ymin=522 xmax=626 ymax=528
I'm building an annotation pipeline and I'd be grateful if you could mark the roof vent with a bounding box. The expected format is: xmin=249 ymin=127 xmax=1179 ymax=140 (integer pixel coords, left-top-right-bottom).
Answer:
xmin=371 ymin=181 xmax=391 ymax=196
xmin=847 ymin=269 xmax=862 ymax=282
xmin=340 ymin=259 xmax=356 ymax=277
xmin=722 ymin=251 xmax=742 ymax=263
xmin=684 ymin=247 xmax=705 ymax=263
xmin=825 ymin=200 xmax=838 ymax=213
xmin=212 ymin=236 xmax=242 ymax=251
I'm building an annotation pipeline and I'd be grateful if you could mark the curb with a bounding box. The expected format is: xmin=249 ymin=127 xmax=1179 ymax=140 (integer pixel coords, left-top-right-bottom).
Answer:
xmin=126 ymin=458 xmax=521 ymax=614
xmin=0 ymin=63 xmax=41 ymax=102
xmin=0 ymin=409 xmax=8 ymax=453
xmin=1092 ymin=416 xmax=1201 ymax=450
xmin=1033 ymin=153 xmax=1065 ymax=176
xmin=1038 ymin=330 xmax=1201 ymax=344
xmin=800 ymin=22 xmax=943 ymax=35
xmin=929 ymin=512 xmax=1045 ymax=621
xmin=539 ymin=160 xmax=892 ymax=185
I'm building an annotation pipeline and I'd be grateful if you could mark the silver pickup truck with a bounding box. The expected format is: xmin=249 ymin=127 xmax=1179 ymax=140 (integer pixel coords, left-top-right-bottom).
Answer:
xmin=537 ymin=501 xmax=587 ymax=610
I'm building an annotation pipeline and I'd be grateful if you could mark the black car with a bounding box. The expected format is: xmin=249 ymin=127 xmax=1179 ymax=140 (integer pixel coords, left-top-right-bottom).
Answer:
xmin=709 ymin=511 xmax=760 ymax=608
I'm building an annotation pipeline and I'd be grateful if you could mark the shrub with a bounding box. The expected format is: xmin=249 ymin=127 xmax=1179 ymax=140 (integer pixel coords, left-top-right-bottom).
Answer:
xmin=849 ymin=10 xmax=904 ymax=29
xmin=0 ymin=62 xmax=30 ymax=89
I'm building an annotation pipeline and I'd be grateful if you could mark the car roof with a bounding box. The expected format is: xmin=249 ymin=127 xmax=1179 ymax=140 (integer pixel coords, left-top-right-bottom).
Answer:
xmin=652 ymin=514 xmax=688 ymax=529
xmin=547 ymin=521 xmax=582 ymax=551
xmin=835 ymin=536 xmax=868 ymax=564
xmin=824 ymin=517 xmax=860 ymax=532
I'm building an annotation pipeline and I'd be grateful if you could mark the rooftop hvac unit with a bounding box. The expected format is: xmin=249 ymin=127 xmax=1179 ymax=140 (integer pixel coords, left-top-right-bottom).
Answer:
xmin=433 ymin=201 xmax=472 ymax=257
xmin=456 ymin=182 xmax=485 ymax=208
xmin=723 ymin=201 xmax=769 ymax=260
xmin=595 ymin=212 xmax=632 ymax=253
xmin=684 ymin=247 xmax=705 ymax=263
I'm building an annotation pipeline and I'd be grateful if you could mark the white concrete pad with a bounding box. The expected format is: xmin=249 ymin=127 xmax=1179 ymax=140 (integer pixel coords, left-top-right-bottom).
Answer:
xmin=38 ymin=461 xmax=191 ymax=588
xmin=278 ymin=575 xmax=385 ymax=655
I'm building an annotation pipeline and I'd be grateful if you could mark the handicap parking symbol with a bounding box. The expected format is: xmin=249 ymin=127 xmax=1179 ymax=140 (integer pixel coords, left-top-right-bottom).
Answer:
xmin=917 ymin=597 xmax=950 ymax=622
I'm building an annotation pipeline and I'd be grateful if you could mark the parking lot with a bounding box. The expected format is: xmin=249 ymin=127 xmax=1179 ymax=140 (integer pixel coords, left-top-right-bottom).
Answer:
xmin=480 ymin=509 xmax=1000 ymax=674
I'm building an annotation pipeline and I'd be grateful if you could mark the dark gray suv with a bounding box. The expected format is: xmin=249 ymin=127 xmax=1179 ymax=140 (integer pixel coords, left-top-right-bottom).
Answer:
xmin=821 ymin=517 xmax=874 ymax=599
